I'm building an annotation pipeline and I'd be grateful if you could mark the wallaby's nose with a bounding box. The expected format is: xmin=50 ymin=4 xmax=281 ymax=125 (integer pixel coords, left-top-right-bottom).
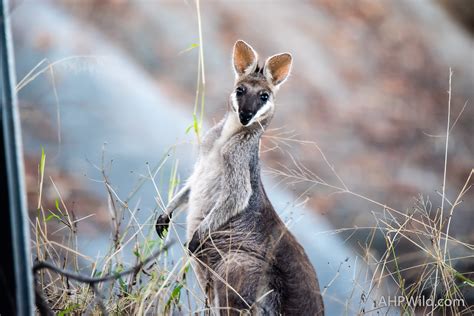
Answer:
xmin=239 ymin=111 xmax=254 ymax=126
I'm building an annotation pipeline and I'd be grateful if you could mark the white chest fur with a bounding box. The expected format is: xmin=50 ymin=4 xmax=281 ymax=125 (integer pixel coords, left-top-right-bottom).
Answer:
xmin=186 ymin=114 xmax=242 ymax=239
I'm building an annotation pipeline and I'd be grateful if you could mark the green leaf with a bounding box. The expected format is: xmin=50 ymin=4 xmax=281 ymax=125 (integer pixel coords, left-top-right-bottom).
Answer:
xmin=165 ymin=283 xmax=183 ymax=310
xmin=39 ymin=147 xmax=46 ymax=176
xmin=45 ymin=210 xmax=62 ymax=222
xmin=451 ymin=268 xmax=474 ymax=287
xmin=118 ymin=277 xmax=127 ymax=293
xmin=114 ymin=266 xmax=127 ymax=293
xmin=185 ymin=123 xmax=194 ymax=134
xmin=193 ymin=114 xmax=199 ymax=134
xmin=54 ymin=198 xmax=66 ymax=218
xmin=178 ymin=43 xmax=199 ymax=55
xmin=133 ymin=248 xmax=141 ymax=259
xmin=58 ymin=303 xmax=80 ymax=316
xmin=170 ymin=283 xmax=183 ymax=300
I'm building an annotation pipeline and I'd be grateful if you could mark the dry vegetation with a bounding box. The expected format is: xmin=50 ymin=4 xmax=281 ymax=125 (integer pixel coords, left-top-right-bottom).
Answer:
xmin=31 ymin=74 xmax=473 ymax=315
xmin=32 ymin=149 xmax=193 ymax=315
xmin=263 ymin=70 xmax=473 ymax=315
xmin=23 ymin=2 xmax=472 ymax=314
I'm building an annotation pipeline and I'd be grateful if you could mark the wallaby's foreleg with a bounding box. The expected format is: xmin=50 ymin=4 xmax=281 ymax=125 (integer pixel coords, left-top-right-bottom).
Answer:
xmin=156 ymin=185 xmax=190 ymax=238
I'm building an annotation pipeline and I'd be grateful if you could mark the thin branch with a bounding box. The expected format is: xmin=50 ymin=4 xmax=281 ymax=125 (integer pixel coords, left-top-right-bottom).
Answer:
xmin=33 ymin=241 xmax=174 ymax=314
xmin=33 ymin=241 xmax=173 ymax=283
xmin=433 ymin=68 xmax=452 ymax=311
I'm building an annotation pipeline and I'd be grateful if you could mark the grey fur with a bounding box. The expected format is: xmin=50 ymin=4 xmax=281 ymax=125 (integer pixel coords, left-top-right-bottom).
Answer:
xmin=156 ymin=41 xmax=324 ymax=315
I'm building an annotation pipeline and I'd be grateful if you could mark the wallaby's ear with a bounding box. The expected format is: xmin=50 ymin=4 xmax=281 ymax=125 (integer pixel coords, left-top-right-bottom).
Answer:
xmin=264 ymin=53 xmax=292 ymax=87
xmin=233 ymin=40 xmax=258 ymax=77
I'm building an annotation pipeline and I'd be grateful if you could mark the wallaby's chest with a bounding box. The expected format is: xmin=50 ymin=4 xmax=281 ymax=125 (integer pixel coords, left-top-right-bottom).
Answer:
xmin=190 ymin=143 xmax=225 ymax=204
xmin=186 ymin=125 xmax=235 ymax=236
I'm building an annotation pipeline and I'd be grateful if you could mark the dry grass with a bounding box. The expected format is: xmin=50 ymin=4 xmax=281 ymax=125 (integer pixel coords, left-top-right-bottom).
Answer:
xmin=23 ymin=44 xmax=472 ymax=316
xmin=32 ymin=125 xmax=473 ymax=315
xmin=24 ymin=1 xmax=472 ymax=312
xmin=32 ymin=148 xmax=204 ymax=315
xmin=262 ymin=69 xmax=473 ymax=316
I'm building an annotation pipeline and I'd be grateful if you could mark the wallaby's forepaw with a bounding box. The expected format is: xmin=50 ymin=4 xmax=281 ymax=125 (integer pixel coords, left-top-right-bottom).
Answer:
xmin=155 ymin=213 xmax=171 ymax=238
xmin=187 ymin=231 xmax=202 ymax=254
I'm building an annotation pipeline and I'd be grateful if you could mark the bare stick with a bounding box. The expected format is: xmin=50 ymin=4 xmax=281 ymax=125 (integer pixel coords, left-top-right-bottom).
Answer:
xmin=33 ymin=241 xmax=174 ymax=314
xmin=433 ymin=68 xmax=452 ymax=313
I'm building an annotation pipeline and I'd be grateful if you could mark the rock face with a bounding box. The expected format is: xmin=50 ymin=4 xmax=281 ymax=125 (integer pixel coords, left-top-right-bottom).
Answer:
xmin=438 ymin=0 xmax=474 ymax=35
xmin=13 ymin=2 xmax=396 ymax=314
xmin=55 ymin=0 xmax=473 ymax=231
xmin=13 ymin=0 xmax=473 ymax=311
xmin=56 ymin=0 xmax=473 ymax=275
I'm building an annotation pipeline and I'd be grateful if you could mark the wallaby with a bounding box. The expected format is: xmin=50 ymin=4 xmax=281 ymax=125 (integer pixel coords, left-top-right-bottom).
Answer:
xmin=156 ymin=40 xmax=324 ymax=315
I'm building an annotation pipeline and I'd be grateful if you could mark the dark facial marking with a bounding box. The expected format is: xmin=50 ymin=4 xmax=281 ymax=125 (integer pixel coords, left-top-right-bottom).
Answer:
xmin=253 ymin=64 xmax=264 ymax=75
xmin=235 ymin=81 xmax=272 ymax=125
xmin=235 ymin=85 xmax=246 ymax=97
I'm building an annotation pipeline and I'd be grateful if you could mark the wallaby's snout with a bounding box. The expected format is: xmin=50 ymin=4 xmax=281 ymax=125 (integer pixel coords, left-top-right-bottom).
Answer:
xmin=239 ymin=110 xmax=254 ymax=125
xmin=231 ymin=40 xmax=292 ymax=127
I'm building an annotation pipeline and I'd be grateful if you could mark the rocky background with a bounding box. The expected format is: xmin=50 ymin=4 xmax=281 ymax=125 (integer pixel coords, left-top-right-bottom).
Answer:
xmin=50 ymin=0 xmax=473 ymax=234
xmin=13 ymin=0 xmax=473 ymax=310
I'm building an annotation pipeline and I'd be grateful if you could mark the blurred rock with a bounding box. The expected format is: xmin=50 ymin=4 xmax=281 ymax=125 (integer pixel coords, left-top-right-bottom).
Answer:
xmin=51 ymin=0 xmax=474 ymax=297
xmin=13 ymin=0 xmax=473 ymax=310
xmin=438 ymin=0 xmax=474 ymax=36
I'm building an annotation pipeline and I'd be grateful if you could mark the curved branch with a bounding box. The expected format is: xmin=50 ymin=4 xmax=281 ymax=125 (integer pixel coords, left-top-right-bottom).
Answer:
xmin=33 ymin=241 xmax=174 ymax=315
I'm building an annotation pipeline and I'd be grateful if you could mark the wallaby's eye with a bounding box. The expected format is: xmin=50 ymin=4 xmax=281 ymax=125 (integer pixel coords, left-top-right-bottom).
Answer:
xmin=260 ymin=92 xmax=269 ymax=102
xmin=235 ymin=86 xmax=246 ymax=96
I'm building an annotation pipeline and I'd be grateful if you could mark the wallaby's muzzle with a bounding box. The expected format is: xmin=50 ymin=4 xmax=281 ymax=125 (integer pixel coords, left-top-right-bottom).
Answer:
xmin=239 ymin=110 xmax=254 ymax=126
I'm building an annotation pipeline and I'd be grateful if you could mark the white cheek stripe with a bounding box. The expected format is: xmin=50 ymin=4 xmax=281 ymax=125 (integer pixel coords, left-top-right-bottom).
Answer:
xmin=247 ymin=101 xmax=274 ymax=126
xmin=231 ymin=93 xmax=239 ymax=112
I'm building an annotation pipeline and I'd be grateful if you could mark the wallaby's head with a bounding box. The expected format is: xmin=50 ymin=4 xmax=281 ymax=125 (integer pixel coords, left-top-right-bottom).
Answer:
xmin=230 ymin=40 xmax=292 ymax=127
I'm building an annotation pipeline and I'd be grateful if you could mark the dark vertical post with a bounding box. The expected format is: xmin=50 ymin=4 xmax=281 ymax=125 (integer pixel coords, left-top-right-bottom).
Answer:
xmin=0 ymin=0 xmax=33 ymax=314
